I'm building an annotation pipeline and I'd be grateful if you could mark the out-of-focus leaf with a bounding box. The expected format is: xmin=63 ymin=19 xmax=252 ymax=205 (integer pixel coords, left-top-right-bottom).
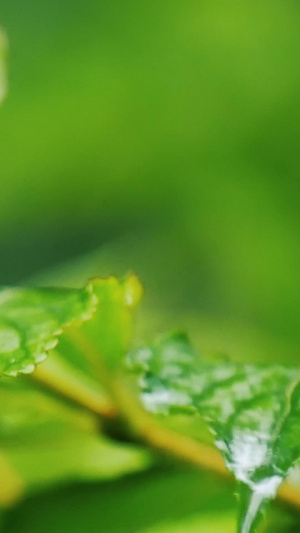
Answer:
xmin=0 ymin=29 xmax=7 ymax=106
xmin=0 ymin=377 xmax=151 ymax=503
xmin=0 ymin=454 xmax=24 ymax=508
xmin=128 ymin=332 xmax=300 ymax=533
xmin=5 ymin=432 xmax=151 ymax=495
xmin=140 ymin=512 xmax=235 ymax=533
xmin=80 ymin=274 xmax=143 ymax=370
xmin=2 ymin=467 xmax=235 ymax=533
xmin=0 ymin=283 xmax=97 ymax=376
xmin=0 ymin=377 xmax=97 ymax=442
xmin=140 ymin=507 xmax=294 ymax=533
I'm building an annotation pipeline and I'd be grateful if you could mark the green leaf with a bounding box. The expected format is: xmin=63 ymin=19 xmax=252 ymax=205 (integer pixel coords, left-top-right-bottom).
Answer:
xmin=0 ymin=376 xmax=97 ymax=442
xmin=5 ymin=431 xmax=152 ymax=497
xmin=0 ymin=29 xmax=7 ymax=106
xmin=140 ymin=511 xmax=235 ymax=533
xmin=0 ymin=283 xmax=97 ymax=376
xmin=0 ymin=376 xmax=151 ymax=502
xmin=82 ymin=273 xmax=143 ymax=370
xmin=128 ymin=332 xmax=300 ymax=533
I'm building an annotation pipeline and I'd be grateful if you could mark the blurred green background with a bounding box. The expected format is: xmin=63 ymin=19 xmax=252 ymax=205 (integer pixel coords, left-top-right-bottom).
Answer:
xmin=1 ymin=0 xmax=300 ymax=531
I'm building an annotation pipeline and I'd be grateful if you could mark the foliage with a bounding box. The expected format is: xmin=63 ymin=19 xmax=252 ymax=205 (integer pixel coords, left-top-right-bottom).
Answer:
xmin=0 ymin=284 xmax=96 ymax=376
xmin=0 ymin=275 xmax=299 ymax=533
xmin=2 ymin=3 xmax=300 ymax=533
xmin=129 ymin=332 xmax=300 ymax=532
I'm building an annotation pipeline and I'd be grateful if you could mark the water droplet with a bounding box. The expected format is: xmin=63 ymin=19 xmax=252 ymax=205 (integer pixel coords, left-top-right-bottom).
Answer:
xmin=82 ymin=311 xmax=93 ymax=320
xmin=0 ymin=328 xmax=20 ymax=352
xmin=44 ymin=338 xmax=58 ymax=350
xmin=124 ymin=274 xmax=143 ymax=308
xmin=35 ymin=352 xmax=47 ymax=363
xmin=90 ymin=293 xmax=98 ymax=307
xmin=19 ymin=363 xmax=35 ymax=374
xmin=6 ymin=369 xmax=17 ymax=377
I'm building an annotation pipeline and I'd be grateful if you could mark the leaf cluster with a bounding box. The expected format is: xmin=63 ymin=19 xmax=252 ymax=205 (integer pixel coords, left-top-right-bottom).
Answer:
xmin=0 ymin=274 xmax=299 ymax=533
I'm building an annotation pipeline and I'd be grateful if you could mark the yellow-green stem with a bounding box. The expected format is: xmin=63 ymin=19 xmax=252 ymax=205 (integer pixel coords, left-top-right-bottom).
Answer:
xmin=37 ymin=328 xmax=300 ymax=514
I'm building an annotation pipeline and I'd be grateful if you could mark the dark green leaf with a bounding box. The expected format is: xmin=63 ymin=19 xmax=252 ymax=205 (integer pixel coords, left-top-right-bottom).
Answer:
xmin=0 ymin=284 xmax=97 ymax=376
xmin=128 ymin=332 xmax=300 ymax=533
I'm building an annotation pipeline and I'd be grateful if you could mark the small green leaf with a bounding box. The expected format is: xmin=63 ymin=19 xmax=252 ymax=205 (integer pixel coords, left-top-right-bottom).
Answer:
xmin=0 ymin=283 xmax=97 ymax=376
xmin=82 ymin=273 xmax=143 ymax=370
xmin=128 ymin=332 xmax=300 ymax=533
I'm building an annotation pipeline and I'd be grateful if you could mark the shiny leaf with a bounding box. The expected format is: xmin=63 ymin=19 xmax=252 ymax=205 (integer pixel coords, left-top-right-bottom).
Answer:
xmin=128 ymin=332 xmax=300 ymax=533
xmin=0 ymin=283 xmax=97 ymax=376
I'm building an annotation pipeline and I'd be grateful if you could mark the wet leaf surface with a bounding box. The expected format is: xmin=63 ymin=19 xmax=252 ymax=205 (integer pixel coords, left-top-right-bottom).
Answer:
xmin=128 ymin=332 xmax=300 ymax=532
xmin=0 ymin=284 xmax=97 ymax=376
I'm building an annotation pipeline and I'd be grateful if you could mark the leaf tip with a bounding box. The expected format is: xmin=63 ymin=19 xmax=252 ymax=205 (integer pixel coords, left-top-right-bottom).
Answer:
xmin=123 ymin=272 xmax=144 ymax=309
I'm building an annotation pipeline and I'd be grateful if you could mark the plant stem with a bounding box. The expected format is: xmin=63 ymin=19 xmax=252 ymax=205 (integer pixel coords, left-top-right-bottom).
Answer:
xmin=0 ymin=452 xmax=24 ymax=507
xmin=34 ymin=329 xmax=300 ymax=515
xmin=109 ymin=376 xmax=300 ymax=514
xmin=109 ymin=374 xmax=230 ymax=477
xmin=31 ymin=351 xmax=116 ymax=418
xmin=64 ymin=328 xmax=230 ymax=476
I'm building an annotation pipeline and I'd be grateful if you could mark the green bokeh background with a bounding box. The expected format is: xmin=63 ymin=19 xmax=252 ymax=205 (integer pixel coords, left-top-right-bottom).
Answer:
xmin=1 ymin=0 xmax=300 ymax=531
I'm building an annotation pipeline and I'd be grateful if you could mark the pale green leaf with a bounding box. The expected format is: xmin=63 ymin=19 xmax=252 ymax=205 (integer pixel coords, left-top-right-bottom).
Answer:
xmin=81 ymin=273 xmax=143 ymax=370
xmin=5 ymin=432 xmax=151 ymax=497
xmin=0 ymin=376 xmax=97 ymax=441
xmin=128 ymin=332 xmax=300 ymax=533
xmin=0 ymin=283 xmax=97 ymax=376
xmin=140 ymin=512 xmax=235 ymax=533
xmin=0 ymin=377 xmax=151 ymax=503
